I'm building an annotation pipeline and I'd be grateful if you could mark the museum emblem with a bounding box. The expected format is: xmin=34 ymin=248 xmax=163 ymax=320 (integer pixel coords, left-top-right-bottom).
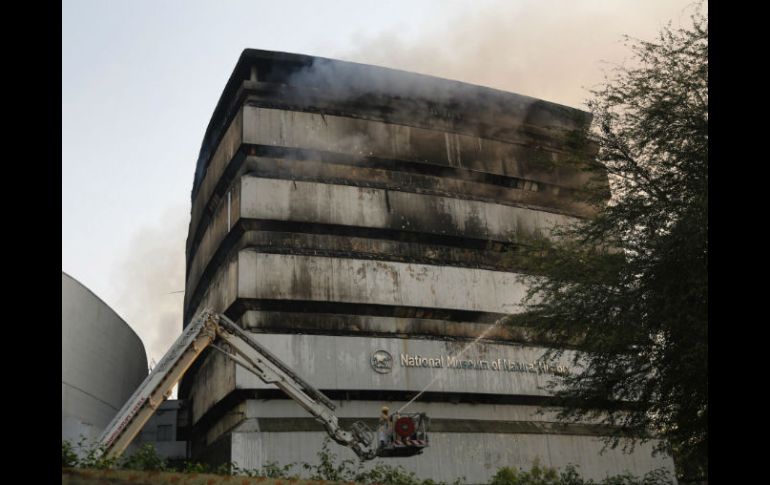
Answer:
xmin=370 ymin=350 xmax=393 ymax=374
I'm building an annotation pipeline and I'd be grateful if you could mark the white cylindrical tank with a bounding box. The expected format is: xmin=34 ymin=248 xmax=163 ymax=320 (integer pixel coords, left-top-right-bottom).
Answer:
xmin=62 ymin=272 xmax=148 ymax=445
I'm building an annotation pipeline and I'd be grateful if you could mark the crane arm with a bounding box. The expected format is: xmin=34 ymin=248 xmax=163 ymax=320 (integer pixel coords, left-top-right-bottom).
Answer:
xmin=96 ymin=309 xmax=376 ymax=461
xmin=212 ymin=314 xmax=375 ymax=459
xmin=97 ymin=309 xmax=219 ymax=460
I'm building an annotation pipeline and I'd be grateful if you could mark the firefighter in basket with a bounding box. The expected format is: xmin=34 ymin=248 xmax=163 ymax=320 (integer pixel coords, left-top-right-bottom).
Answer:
xmin=378 ymin=406 xmax=391 ymax=448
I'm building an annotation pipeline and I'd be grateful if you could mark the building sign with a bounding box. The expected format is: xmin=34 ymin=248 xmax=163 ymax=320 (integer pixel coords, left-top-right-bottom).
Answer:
xmin=370 ymin=350 xmax=394 ymax=374
xmin=371 ymin=351 xmax=569 ymax=377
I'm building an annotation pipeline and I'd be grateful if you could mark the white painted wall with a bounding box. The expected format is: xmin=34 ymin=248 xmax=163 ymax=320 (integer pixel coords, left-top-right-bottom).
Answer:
xmin=234 ymin=333 xmax=571 ymax=396
xmin=240 ymin=176 xmax=576 ymax=242
xmin=230 ymin=428 xmax=674 ymax=483
xmin=62 ymin=272 xmax=148 ymax=445
xmin=237 ymin=251 xmax=529 ymax=314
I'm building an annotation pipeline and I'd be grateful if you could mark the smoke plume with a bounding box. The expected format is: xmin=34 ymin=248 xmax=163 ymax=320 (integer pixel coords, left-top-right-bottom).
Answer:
xmin=336 ymin=0 xmax=701 ymax=109
xmin=109 ymin=205 xmax=188 ymax=390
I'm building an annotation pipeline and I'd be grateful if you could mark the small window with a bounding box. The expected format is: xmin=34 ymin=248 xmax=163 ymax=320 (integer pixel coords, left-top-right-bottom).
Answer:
xmin=157 ymin=425 xmax=173 ymax=442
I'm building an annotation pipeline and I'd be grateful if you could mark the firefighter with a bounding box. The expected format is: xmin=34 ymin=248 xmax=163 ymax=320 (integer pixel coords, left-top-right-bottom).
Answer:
xmin=378 ymin=406 xmax=390 ymax=447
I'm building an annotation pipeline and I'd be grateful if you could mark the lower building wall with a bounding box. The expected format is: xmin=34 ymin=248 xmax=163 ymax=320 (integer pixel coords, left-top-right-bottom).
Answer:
xmin=188 ymin=333 xmax=676 ymax=482
xmin=197 ymin=399 xmax=674 ymax=484
xmin=227 ymin=429 xmax=673 ymax=484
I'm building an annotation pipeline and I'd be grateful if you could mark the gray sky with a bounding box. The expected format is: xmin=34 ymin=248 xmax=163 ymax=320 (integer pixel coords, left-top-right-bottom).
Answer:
xmin=62 ymin=0 xmax=701 ymax=373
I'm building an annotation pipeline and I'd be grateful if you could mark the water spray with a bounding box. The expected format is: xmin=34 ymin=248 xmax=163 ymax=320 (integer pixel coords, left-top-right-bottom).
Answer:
xmin=396 ymin=315 xmax=510 ymax=414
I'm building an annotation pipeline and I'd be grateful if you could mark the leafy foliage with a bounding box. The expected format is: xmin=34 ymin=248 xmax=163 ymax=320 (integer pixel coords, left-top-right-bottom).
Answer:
xmin=489 ymin=460 xmax=559 ymax=485
xmin=62 ymin=438 xmax=159 ymax=471
xmin=63 ymin=438 xmax=673 ymax=484
xmin=301 ymin=438 xmax=462 ymax=485
xmin=489 ymin=461 xmax=673 ymax=485
xmin=61 ymin=440 xmax=79 ymax=469
xmin=65 ymin=437 xmax=120 ymax=470
xmin=302 ymin=438 xmax=363 ymax=481
xmin=121 ymin=443 xmax=169 ymax=471
xmin=503 ymin=5 xmax=707 ymax=482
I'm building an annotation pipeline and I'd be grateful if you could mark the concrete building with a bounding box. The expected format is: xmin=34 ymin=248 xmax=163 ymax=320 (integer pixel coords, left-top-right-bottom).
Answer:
xmin=181 ymin=49 xmax=675 ymax=482
xmin=134 ymin=400 xmax=187 ymax=462
xmin=62 ymin=272 xmax=148 ymax=445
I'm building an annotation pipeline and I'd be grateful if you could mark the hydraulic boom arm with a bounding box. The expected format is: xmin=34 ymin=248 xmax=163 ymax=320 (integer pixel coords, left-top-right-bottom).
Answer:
xmin=96 ymin=309 xmax=376 ymax=461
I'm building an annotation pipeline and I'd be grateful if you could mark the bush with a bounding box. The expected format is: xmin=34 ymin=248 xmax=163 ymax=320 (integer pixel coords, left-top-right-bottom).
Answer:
xmin=488 ymin=461 xmax=674 ymax=485
xmin=62 ymin=438 xmax=164 ymax=471
xmin=300 ymin=438 xmax=461 ymax=485
xmin=489 ymin=460 xmax=560 ymax=485
xmin=62 ymin=437 xmax=673 ymax=485
xmin=62 ymin=440 xmax=79 ymax=468
xmin=179 ymin=460 xmax=209 ymax=474
xmin=68 ymin=437 xmax=120 ymax=470
xmin=121 ymin=443 xmax=168 ymax=471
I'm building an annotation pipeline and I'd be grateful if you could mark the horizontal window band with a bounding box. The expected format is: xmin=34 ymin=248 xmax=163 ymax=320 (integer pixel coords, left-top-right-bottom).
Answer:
xmin=186 ymin=389 xmax=638 ymax=437
xmin=229 ymin=299 xmax=508 ymax=325
xmin=193 ymin=69 xmax=596 ymax=202
xmin=237 ymin=219 xmax=517 ymax=251
xmin=252 ymin=417 xmax=616 ymax=437
xmin=185 ymin=221 xmax=537 ymax=319
xmin=237 ymin=310 xmax=524 ymax=342
xmin=188 ymin=143 xmax=594 ymax=261
xmin=239 ymin=144 xmax=583 ymax=198
xmin=187 ymin=219 xmax=523 ymax=286
xmin=188 ymin=150 xmax=249 ymax=259
xmin=241 ymin=94 xmax=589 ymax=155
xmin=236 ymin=227 xmax=516 ymax=263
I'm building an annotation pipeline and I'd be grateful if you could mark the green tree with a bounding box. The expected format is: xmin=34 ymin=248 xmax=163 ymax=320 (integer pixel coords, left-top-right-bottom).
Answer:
xmin=505 ymin=7 xmax=707 ymax=483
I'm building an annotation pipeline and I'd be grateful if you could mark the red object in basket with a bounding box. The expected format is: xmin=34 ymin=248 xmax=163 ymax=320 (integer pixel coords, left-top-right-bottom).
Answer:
xmin=394 ymin=416 xmax=416 ymax=437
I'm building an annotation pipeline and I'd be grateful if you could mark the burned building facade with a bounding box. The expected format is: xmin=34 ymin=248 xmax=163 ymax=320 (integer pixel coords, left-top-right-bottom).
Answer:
xmin=181 ymin=49 xmax=674 ymax=481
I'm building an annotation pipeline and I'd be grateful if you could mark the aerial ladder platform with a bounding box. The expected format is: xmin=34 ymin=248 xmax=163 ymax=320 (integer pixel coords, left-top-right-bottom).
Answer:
xmin=96 ymin=309 xmax=428 ymax=462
